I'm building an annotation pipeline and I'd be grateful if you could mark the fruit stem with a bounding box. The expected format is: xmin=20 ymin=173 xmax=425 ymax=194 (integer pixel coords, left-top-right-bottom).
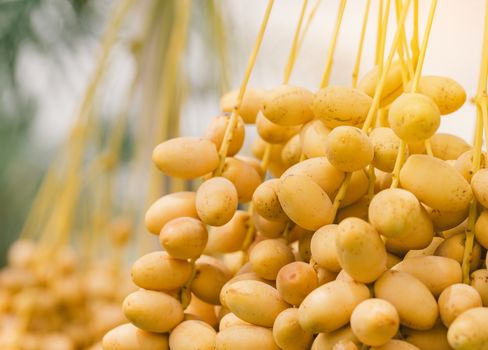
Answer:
xmin=411 ymin=0 xmax=420 ymax=69
xmin=390 ymin=0 xmax=437 ymax=189
xmin=375 ymin=0 xmax=384 ymax=66
xmin=332 ymin=172 xmax=352 ymax=220
xmin=297 ymin=0 xmax=322 ymax=54
xmin=462 ymin=0 xmax=488 ymax=283
xmin=425 ymin=139 xmax=434 ymax=157
xmin=181 ymin=259 xmax=197 ymax=309
xmin=362 ymin=0 xmax=412 ymax=132
xmin=352 ymin=0 xmax=371 ymax=88
xmin=390 ymin=140 xmax=407 ymax=188
xmin=367 ymin=164 xmax=376 ymax=202
xmin=214 ymin=0 xmax=275 ymax=176
xmin=320 ymin=0 xmax=347 ymax=88
xmin=283 ymin=222 xmax=292 ymax=244
xmin=283 ymin=0 xmax=309 ymax=84
xmin=377 ymin=0 xmax=391 ymax=78
xmin=410 ymin=0 xmax=438 ymax=94
xmin=394 ymin=0 xmax=413 ymax=86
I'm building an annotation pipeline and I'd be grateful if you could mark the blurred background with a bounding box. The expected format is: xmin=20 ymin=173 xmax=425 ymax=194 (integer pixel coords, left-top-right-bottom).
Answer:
xmin=0 ymin=0 xmax=485 ymax=264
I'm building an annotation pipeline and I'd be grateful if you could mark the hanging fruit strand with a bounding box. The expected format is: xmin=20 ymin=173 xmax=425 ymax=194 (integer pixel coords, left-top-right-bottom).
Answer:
xmin=391 ymin=0 xmax=438 ymax=188
xmin=462 ymin=0 xmax=488 ymax=284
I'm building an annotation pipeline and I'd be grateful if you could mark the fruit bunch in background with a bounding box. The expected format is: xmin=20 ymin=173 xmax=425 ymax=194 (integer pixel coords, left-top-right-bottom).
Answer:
xmin=103 ymin=0 xmax=488 ymax=348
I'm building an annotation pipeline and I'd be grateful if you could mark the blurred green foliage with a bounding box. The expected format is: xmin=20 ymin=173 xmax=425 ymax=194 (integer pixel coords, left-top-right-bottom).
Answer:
xmin=0 ymin=0 xmax=102 ymax=265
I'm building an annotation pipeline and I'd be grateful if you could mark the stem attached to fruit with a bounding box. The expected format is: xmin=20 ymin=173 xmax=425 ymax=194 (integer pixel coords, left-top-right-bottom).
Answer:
xmin=320 ymin=0 xmax=347 ymax=88
xmin=214 ymin=0 xmax=275 ymax=176
xmin=352 ymin=0 xmax=372 ymax=88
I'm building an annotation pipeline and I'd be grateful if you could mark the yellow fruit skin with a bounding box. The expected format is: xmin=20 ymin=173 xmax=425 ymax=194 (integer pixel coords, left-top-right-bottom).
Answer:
xmin=336 ymin=218 xmax=387 ymax=283
xmin=282 ymin=157 xmax=345 ymax=199
xmin=122 ymin=290 xmax=184 ymax=333
xmin=325 ymin=126 xmax=374 ymax=172
xmin=196 ymin=177 xmax=238 ymax=227
xmin=339 ymin=170 xmax=369 ymax=208
xmin=273 ymin=308 xmax=314 ymax=350
xmin=281 ymin=134 xmax=302 ymax=167
xmin=369 ymin=188 xmax=424 ymax=239
xmin=392 ymin=256 xmax=462 ymax=297
xmin=350 ymin=298 xmax=399 ymax=346
xmin=447 ymin=307 xmax=488 ymax=350
xmin=169 ymin=320 xmax=216 ymax=350
xmin=471 ymin=168 xmax=488 ymax=208
xmin=144 ymin=192 xmax=197 ymax=235
xmin=388 ymin=93 xmax=440 ymax=143
xmin=471 ymin=269 xmax=488 ymax=307
xmin=300 ymin=119 xmax=331 ymax=158
xmin=191 ymin=256 xmax=232 ymax=305
xmin=152 ymin=137 xmax=219 ymax=179
xmin=370 ymin=127 xmax=402 ymax=172
xmin=216 ymin=325 xmax=279 ymax=350
xmin=131 ymin=251 xmax=192 ymax=291
xmin=454 ymin=150 xmax=487 ymax=181
xmin=220 ymin=88 xmax=264 ymax=124
xmin=205 ymin=211 xmax=250 ymax=253
xmin=427 ymin=206 xmax=468 ymax=231
xmin=252 ymin=179 xmax=287 ymax=222
xmin=219 ymin=312 xmax=251 ymax=330
xmin=374 ymin=270 xmax=438 ymax=330
xmin=221 ymin=280 xmax=289 ymax=327
xmin=298 ymin=280 xmax=370 ymax=334
xmin=256 ymin=111 xmax=300 ymax=144
xmin=405 ymin=76 xmax=466 ymax=115
xmin=159 ymin=217 xmax=208 ymax=259
xmin=371 ymin=339 xmax=420 ymax=350
xmin=430 ymin=133 xmax=471 ymax=160
xmin=311 ymin=326 xmax=359 ymax=350
xmin=438 ymin=284 xmax=482 ymax=327
xmin=434 ymin=233 xmax=481 ymax=272
xmin=277 ymin=175 xmax=334 ymax=231
xmin=311 ymin=224 xmax=342 ymax=273
xmin=475 ymin=210 xmax=488 ymax=249
xmin=312 ymin=86 xmax=373 ymax=128
xmin=400 ymin=154 xmax=472 ymax=212
xmin=102 ymin=323 xmax=169 ymax=350
xmin=276 ymin=262 xmax=318 ymax=306
xmin=222 ymin=157 xmax=261 ymax=203
xmin=262 ymin=85 xmax=314 ymax=126
xmin=204 ymin=114 xmax=245 ymax=156
xmin=359 ymin=61 xmax=403 ymax=100
xmin=403 ymin=323 xmax=452 ymax=350
xmin=249 ymin=239 xmax=295 ymax=281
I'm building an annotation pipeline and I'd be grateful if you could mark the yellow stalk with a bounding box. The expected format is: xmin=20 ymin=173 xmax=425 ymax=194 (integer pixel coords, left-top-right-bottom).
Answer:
xmin=320 ymin=0 xmax=347 ymax=88
xmin=19 ymin=0 xmax=135 ymax=245
xmin=297 ymin=0 xmax=322 ymax=52
xmin=411 ymin=0 xmax=420 ymax=69
xmin=362 ymin=0 xmax=411 ymax=132
xmin=214 ymin=0 xmax=275 ymax=177
xmin=377 ymin=0 xmax=391 ymax=77
xmin=283 ymin=0 xmax=309 ymax=84
xmin=394 ymin=0 xmax=412 ymax=86
xmin=242 ymin=0 xmax=309 ymax=253
xmin=391 ymin=0 xmax=438 ymax=188
xmin=352 ymin=0 xmax=372 ymax=88
xmin=375 ymin=0 xmax=384 ymax=65
xmin=390 ymin=140 xmax=407 ymax=188
xmin=331 ymin=0 xmax=412 ymax=214
xmin=141 ymin=0 xmax=191 ymax=256
xmin=462 ymin=0 xmax=488 ymax=283
xmin=410 ymin=0 xmax=438 ymax=93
